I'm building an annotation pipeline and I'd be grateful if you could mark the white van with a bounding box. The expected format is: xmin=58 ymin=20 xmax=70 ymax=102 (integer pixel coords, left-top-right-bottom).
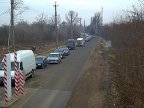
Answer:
xmin=0 ymin=50 xmax=36 ymax=85
xmin=76 ymin=38 xmax=85 ymax=47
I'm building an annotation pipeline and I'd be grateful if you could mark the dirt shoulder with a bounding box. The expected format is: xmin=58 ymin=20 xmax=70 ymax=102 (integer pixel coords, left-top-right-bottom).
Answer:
xmin=66 ymin=48 xmax=109 ymax=108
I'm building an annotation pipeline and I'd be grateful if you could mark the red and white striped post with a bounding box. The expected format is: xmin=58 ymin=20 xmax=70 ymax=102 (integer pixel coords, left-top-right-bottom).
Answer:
xmin=14 ymin=52 xmax=19 ymax=96
xmin=4 ymin=54 xmax=8 ymax=104
xmin=18 ymin=70 xmax=25 ymax=95
xmin=3 ymin=54 xmax=12 ymax=104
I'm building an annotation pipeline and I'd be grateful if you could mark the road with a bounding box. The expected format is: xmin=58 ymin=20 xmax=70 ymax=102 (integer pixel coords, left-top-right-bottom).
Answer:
xmin=9 ymin=37 xmax=99 ymax=108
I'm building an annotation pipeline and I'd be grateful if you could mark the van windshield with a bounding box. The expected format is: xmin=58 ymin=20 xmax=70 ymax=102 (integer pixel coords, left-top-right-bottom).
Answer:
xmin=77 ymin=40 xmax=82 ymax=43
xmin=67 ymin=41 xmax=74 ymax=45
xmin=0 ymin=62 xmax=20 ymax=71
xmin=49 ymin=54 xmax=59 ymax=57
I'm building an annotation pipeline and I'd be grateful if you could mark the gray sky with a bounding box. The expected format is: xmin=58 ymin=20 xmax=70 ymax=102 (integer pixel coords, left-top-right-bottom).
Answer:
xmin=0 ymin=0 xmax=138 ymax=25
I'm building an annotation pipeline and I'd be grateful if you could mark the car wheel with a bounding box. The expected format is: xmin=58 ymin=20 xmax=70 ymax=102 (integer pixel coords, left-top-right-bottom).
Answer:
xmin=41 ymin=64 xmax=44 ymax=69
xmin=30 ymin=70 xmax=35 ymax=78
xmin=12 ymin=81 xmax=15 ymax=86
xmin=0 ymin=81 xmax=4 ymax=86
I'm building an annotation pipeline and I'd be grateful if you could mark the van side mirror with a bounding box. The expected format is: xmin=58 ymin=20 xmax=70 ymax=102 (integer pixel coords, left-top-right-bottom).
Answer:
xmin=20 ymin=62 xmax=23 ymax=70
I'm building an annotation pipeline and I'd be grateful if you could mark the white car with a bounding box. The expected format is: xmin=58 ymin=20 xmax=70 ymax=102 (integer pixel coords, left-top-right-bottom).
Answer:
xmin=47 ymin=53 xmax=62 ymax=64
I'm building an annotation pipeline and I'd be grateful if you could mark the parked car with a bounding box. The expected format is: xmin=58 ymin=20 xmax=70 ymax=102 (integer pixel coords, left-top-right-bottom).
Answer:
xmin=66 ymin=39 xmax=75 ymax=50
xmin=54 ymin=48 xmax=65 ymax=58
xmin=76 ymin=38 xmax=85 ymax=47
xmin=47 ymin=53 xmax=61 ymax=64
xmin=84 ymin=36 xmax=91 ymax=42
xmin=35 ymin=56 xmax=47 ymax=69
xmin=92 ymin=35 xmax=96 ymax=38
xmin=61 ymin=47 xmax=70 ymax=56
xmin=0 ymin=50 xmax=36 ymax=85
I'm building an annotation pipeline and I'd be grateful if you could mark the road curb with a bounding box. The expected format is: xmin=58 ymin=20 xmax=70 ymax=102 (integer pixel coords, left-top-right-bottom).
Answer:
xmin=0 ymin=88 xmax=39 ymax=108
xmin=0 ymin=95 xmax=20 ymax=108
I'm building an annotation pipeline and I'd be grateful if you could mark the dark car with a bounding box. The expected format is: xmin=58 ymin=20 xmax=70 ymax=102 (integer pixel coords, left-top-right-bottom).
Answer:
xmin=66 ymin=39 xmax=75 ymax=50
xmin=54 ymin=48 xmax=65 ymax=58
xmin=35 ymin=56 xmax=48 ymax=69
xmin=62 ymin=47 xmax=70 ymax=56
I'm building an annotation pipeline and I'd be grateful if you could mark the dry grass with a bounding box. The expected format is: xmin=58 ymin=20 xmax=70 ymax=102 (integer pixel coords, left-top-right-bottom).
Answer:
xmin=0 ymin=41 xmax=64 ymax=60
xmin=105 ymin=48 xmax=144 ymax=108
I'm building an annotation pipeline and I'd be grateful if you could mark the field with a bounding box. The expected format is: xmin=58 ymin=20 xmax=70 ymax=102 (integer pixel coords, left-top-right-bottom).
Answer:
xmin=0 ymin=41 xmax=64 ymax=61
xmin=104 ymin=48 xmax=144 ymax=108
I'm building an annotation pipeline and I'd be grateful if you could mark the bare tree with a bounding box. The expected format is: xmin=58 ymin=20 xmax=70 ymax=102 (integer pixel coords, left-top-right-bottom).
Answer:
xmin=91 ymin=12 xmax=102 ymax=35
xmin=14 ymin=0 xmax=29 ymax=22
xmin=36 ymin=13 xmax=48 ymax=25
xmin=49 ymin=14 xmax=61 ymax=26
xmin=65 ymin=11 xmax=79 ymax=26
xmin=65 ymin=10 xmax=79 ymax=38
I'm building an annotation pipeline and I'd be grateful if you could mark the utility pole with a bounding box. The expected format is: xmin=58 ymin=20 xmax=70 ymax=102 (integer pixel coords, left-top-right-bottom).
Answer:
xmin=11 ymin=0 xmax=15 ymax=52
xmin=100 ymin=7 xmax=103 ymax=35
xmin=91 ymin=17 xmax=93 ymax=24
xmin=79 ymin=18 xmax=82 ymax=26
xmin=79 ymin=18 xmax=82 ymax=37
xmin=70 ymin=14 xmax=73 ymax=39
xmin=84 ymin=20 xmax=85 ymax=36
xmin=54 ymin=2 xmax=58 ymax=48
xmin=101 ymin=7 xmax=103 ymax=27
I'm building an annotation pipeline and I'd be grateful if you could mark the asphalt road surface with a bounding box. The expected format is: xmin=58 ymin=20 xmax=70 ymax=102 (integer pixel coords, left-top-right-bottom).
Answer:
xmin=10 ymin=37 xmax=99 ymax=108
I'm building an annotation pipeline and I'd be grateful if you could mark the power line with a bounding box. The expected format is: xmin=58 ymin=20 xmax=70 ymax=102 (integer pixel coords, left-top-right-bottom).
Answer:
xmin=0 ymin=0 xmax=9 ymax=3
xmin=0 ymin=10 xmax=9 ymax=16
xmin=0 ymin=1 xmax=9 ymax=2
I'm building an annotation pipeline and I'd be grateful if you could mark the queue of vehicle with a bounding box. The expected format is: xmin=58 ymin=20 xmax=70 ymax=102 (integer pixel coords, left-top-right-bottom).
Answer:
xmin=0 ymin=34 xmax=95 ymax=85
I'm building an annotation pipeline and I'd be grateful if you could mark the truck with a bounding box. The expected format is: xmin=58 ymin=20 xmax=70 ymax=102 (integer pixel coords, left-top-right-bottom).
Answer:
xmin=76 ymin=38 xmax=85 ymax=47
xmin=0 ymin=50 xmax=36 ymax=85
xmin=66 ymin=39 xmax=75 ymax=50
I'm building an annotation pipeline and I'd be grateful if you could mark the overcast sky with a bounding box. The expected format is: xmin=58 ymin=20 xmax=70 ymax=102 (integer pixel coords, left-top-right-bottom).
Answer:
xmin=0 ymin=0 xmax=138 ymax=25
